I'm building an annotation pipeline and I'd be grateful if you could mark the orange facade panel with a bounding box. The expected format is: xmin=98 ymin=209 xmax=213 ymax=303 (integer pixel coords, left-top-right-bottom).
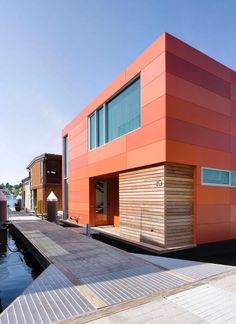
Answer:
xmin=88 ymin=153 xmax=127 ymax=177
xmin=142 ymin=95 xmax=166 ymax=126
xmin=196 ymin=223 xmax=230 ymax=244
xmin=88 ymin=136 xmax=126 ymax=165
xmin=166 ymin=73 xmax=231 ymax=116
xmin=166 ymin=95 xmax=230 ymax=135
xmin=165 ymin=33 xmax=231 ymax=82
xmin=141 ymin=52 xmax=165 ymax=87
xmin=197 ymin=204 xmax=231 ymax=225
xmin=141 ymin=72 xmax=165 ymax=107
xmin=166 ymin=140 xmax=231 ymax=170
xmin=166 ymin=52 xmax=230 ymax=98
xmin=167 ymin=117 xmax=231 ymax=153
xmin=126 ymin=118 xmax=165 ymax=151
xmin=68 ymin=155 xmax=88 ymax=171
xmin=126 ymin=140 xmax=165 ymax=169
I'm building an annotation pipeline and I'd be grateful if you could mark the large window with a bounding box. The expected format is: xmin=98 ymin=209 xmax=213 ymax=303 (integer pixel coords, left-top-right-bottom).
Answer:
xmin=202 ymin=167 xmax=236 ymax=187
xmin=88 ymin=78 xmax=140 ymax=150
xmin=107 ymin=79 xmax=140 ymax=141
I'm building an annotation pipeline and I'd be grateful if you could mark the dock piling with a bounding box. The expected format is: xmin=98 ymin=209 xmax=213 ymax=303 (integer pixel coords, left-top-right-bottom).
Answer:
xmin=47 ymin=192 xmax=58 ymax=223
xmin=0 ymin=189 xmax=7 ymax=224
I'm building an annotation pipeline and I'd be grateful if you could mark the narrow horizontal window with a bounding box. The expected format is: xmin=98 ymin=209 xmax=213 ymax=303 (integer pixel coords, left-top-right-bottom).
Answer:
xmin=202 ymin=168 xmax=229 ymax=186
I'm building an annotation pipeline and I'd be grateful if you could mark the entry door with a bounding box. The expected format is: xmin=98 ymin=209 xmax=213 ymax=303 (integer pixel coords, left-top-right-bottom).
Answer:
xmin=95 ymin=181 xmax=108 ymax=225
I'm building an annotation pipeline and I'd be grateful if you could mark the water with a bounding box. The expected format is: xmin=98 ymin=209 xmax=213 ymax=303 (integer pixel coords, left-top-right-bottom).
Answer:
xmin=6 ymin=196 xmax=16 ymax=210
xmin=0 ymin=228 xmax=42 ymax=312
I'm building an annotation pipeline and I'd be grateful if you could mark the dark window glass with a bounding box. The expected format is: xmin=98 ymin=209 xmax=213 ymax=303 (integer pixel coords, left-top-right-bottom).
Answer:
xmin=89 ymin=113 xmax=96 ymax=149
xmin=47 ymin=160 xmax=62 ymax=184
xmin=64 ymin=179 xmax=68 ymax=219
xmin=107 ymin=79 xmax=140 ymax=142
xmin=202 ymin=168 xmax=229 ymax=185
xmin=63 ymin=136 xmax=68 ymax=178
xmin=97 ymin=107 xmax=104 ymax=146
xmin=231 ymin=171 xmax=236 ymax=186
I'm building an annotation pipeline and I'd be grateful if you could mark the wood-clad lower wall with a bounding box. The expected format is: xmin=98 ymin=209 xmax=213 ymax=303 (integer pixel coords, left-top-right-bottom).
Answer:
xmin=119 ymin=163 xmax=193 ymax=248
xmin=165 ymin=164 xmax=193 ymax=247
xmin=119 ymin=165 xmax=165 ymax=246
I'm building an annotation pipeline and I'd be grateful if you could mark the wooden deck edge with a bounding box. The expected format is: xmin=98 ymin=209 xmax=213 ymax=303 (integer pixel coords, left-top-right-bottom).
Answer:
xmin=10 ymin=223 xmax=51 ymax=269
xmin=92 ymin=227 xmax=196 ymax=255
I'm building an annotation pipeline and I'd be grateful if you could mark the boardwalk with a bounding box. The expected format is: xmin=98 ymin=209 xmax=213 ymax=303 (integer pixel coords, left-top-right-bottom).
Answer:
xmin=0 ymin=220 xmax=235 ymax=323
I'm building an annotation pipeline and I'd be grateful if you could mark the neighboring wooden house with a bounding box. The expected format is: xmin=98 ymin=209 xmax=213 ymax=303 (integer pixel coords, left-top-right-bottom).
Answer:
xmin=21 ymin=176 xmax=31 ymax=211
xmin=26 ymin=153 xmax=62 ymax=213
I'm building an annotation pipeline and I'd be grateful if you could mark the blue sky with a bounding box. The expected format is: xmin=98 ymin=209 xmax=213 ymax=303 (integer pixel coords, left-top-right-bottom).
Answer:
xmin=0 ymin=0 xmax=235 ymax=184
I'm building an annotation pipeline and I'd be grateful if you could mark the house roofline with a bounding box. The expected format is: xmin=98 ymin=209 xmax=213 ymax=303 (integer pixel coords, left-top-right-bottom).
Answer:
xmin=26 ymin=153 xmax=62 ymax=170
xmin=21 ymin=176 xmax=30 ymax=183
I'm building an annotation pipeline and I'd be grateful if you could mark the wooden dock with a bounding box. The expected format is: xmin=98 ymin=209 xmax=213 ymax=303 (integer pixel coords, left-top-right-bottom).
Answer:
xmin=0 ymin=220 xmax=235 ymax=323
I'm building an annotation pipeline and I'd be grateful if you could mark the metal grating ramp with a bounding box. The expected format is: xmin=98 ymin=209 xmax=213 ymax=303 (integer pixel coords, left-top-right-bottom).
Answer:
xmin=134 ymin=254 xmax=235 ymax=281
xmin=0 ymin=265 xmax=96 ymax=324
xmin=80 ymin=264 xmax=187 ymax=305
xmin=167 ymin=284 xmax=236 ymax=324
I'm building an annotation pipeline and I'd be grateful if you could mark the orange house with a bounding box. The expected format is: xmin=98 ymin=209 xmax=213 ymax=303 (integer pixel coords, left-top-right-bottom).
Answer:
xmin=62 ymin=32 xmax=236 ymax=249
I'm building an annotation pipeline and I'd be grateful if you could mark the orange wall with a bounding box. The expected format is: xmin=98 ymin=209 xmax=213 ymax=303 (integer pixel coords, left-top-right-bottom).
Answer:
xmin=62 ymin=32 xmax=236 ymax=245
xmin=165 ymin=33 xmax=236 ymax=244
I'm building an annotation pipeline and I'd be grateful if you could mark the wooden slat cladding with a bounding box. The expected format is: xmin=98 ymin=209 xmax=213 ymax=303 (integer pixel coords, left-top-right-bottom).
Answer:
xmin=119 ymin=165 xmax=166 ymax=246
xmin=119 ymin=163 xmax=193 ymax=248
xmin=165 ymin=163 xmax=193 ymax=247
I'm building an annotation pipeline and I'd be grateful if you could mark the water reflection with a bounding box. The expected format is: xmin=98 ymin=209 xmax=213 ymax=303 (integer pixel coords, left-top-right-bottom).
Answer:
xmin=0 ymin=229 xmax=7 ymax=253
xmin=0 ymin=228 xmax=42 ymax=312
